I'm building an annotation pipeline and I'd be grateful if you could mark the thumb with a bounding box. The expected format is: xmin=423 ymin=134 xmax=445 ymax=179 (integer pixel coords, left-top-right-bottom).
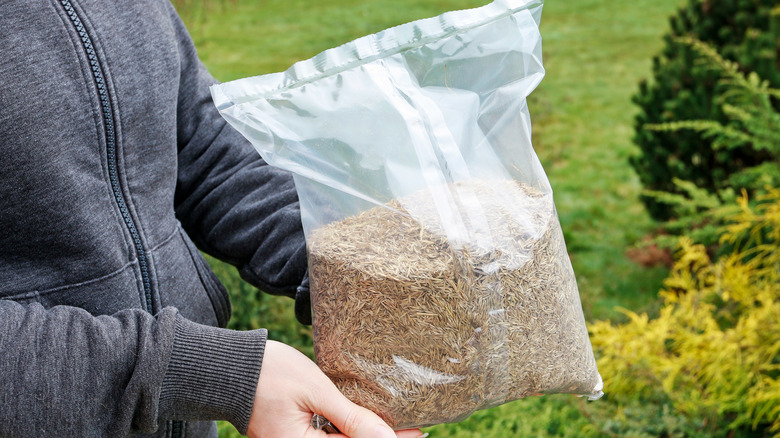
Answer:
xmin=315 ymin=390 xmax=397 ymax=438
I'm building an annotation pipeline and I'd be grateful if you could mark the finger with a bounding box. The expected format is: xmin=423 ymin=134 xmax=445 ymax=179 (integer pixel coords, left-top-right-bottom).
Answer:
xmin=396 ymin=430 xmax=426 ymax=438
xmin=313 ymin=390 xmax=396 ymax=438
xmin=314 ymin=431 xmax=426 ymax=438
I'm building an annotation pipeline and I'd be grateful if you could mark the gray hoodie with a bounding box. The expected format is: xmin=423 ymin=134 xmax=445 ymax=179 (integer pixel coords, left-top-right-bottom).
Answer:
xmin=0 ymin=0 xmax=310 ymax=436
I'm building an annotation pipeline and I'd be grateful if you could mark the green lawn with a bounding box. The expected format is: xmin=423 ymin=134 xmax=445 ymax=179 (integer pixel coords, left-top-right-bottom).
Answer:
xmin=179 ymin=0 xmax=684 ymax=435
xmin=532 ymin=0 xmax=679 ymax=320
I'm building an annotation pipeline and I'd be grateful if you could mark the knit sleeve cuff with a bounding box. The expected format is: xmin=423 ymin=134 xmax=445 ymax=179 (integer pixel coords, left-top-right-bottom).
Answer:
xmin=158 ymin=316 xmax=266 ymax=435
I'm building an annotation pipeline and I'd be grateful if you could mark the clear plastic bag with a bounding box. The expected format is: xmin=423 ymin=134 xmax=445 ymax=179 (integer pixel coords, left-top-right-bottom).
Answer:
xmin=212 ymin=0 xmax=602 ymax=429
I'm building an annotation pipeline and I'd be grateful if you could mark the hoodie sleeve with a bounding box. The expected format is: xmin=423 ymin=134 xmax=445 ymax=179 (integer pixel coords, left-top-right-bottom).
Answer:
xmin=0 ymin=301 xmax=266 ymax=436
xmin=164 ymin=2 xmax=311 ymax=325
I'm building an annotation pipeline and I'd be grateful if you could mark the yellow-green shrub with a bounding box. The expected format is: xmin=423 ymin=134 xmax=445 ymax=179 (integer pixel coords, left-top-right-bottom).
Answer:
xmin=590 ymin=188 xmax=780 ymax=436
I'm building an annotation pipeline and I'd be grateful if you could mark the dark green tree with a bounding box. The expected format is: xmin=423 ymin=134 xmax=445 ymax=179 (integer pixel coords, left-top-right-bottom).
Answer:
xmin=642 ymin=38 xmax=780 ymax=254
xmin=631 ymin=0 xmax=779 ymax=220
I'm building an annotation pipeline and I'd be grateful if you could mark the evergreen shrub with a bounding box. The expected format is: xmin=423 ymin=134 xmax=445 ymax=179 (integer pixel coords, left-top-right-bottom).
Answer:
xmin=640 ymin=37 xmax=780 ymax=254
xmin=631 ymin=0 xmax=779 ymax=220
xmin=589 ymin=188 xmax=780 ymax=437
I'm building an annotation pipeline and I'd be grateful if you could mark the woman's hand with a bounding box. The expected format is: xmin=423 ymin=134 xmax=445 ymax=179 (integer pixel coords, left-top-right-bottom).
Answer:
xmin=247 ymin=340 xmax=424 ymax=438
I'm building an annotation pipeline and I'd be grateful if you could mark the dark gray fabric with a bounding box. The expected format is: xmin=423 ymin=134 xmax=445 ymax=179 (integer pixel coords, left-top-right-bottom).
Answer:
xmin=158 ymin=319 xmax=267 ymax=434
xmin=295 ymin=272 xmax=312 ymax=325
xmin=0 ymin=0 xmax=308 ymax=436
xmin=0 ymin=303 xmax=263 ymax=437
xmin=0 ymin=302 xmax=176 ymax=437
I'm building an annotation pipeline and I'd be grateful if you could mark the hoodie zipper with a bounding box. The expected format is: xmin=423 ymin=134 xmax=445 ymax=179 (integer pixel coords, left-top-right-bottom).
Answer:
xmin=58 ymin=0 xmax=155 ymax=313
xmin=57 ymin=1 xmax=184 ymax=436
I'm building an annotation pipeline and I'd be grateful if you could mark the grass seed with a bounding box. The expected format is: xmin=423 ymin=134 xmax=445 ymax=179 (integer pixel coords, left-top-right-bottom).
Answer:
xmin=309 ymin=180 xmax=601 ymax=429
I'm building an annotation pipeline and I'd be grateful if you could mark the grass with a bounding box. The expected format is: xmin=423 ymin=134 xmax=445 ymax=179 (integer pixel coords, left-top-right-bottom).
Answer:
xmin=177 ymin=0 xmax=685 ymax=435
xmin=532 ymin=0 xmax=680 ymax=322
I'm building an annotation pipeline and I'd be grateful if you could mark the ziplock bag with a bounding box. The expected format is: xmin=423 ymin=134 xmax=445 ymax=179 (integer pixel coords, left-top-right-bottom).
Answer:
xmin=212 ymin=0 xmax=603 ymax=429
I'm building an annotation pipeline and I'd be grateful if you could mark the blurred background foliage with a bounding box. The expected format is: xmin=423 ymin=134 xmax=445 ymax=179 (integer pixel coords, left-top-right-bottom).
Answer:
xmin=641 ymin=36 xmax=780 ymax=254
xmin=591 ymin=190 xmax=780 ymax=437
xmin=631 ymin=0 xmax=780 ymax=221
xmin=171 ymin=0 xmax=779 ymax=436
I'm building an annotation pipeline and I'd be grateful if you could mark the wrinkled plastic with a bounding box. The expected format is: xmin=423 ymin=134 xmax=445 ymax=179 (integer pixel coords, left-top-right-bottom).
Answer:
xmin=212 ymin=0 xmax=602 ymax=429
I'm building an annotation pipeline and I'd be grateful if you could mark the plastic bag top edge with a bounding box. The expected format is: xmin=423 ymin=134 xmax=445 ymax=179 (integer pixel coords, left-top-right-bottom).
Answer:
xmin=211 ymin=0 xmax=543 ymax=111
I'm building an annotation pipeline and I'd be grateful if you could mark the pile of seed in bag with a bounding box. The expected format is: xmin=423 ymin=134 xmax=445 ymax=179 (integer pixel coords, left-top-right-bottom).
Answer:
xmin=309 ymin=179 xmax=601 ymax=429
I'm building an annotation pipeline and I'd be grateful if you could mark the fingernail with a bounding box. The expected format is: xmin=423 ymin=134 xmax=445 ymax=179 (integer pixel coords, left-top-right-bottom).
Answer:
xmin=373 ymin=425 xmax=397 ymax=438
xmin=418 ymin=434 xmax=430 ymax=438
